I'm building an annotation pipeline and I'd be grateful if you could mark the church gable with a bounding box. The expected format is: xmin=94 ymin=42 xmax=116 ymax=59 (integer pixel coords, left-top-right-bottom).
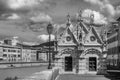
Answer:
xmin=80 ymin=22 xmax=89 ymax=34
xmin=58 ymin=26 xmax=77 ymax=46
xmin=92 ymin=27 xmax=103 ymax=44
xmin=84 ymin=27 xmax=103 ymax=45
xmin=73 ymin=22 xmax=88 ymax=43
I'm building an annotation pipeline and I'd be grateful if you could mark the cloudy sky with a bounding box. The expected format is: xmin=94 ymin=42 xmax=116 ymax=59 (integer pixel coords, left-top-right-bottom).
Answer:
xmin=0 ymin=0 xmax=120 ymax=43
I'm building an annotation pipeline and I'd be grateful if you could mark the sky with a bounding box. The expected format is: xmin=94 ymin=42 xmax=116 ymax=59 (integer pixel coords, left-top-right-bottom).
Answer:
xmin=0 ymin=0 xmax=120 ymax=43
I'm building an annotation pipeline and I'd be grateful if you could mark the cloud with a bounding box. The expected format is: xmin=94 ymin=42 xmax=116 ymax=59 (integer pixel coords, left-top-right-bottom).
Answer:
xmin=8 ymin=0 xmax=43 ymax=10
xmin=0 ymin=0 xmax=47 ymax=16
xmin=0 ymin=0 xmax=11 ymax=14
xmin=84 ymin=0 xmax=109 ymax=6
xmin=38 ymin=34 xmax=55 ymax=42
xmin=0 ymin=13 xmax=21 ymax=20
xmin=30 ymin=12 xmax=52 ymax=22
xmin=7 ymin=13 xmax=21 ymax=20
xmin=84 ymin=0 xmax=120 ymax=20
xmin=101 ymin=3 xmax=115 ymax=17
xmin=82 ymin=9 xmax=107 ymax=25
xmin=115 ymin=5 xmax=120 ymax=16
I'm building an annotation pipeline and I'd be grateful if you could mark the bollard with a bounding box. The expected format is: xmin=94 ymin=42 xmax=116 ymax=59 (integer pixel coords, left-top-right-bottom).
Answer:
xmin=51 ymin=67 xmax=59 ymax=80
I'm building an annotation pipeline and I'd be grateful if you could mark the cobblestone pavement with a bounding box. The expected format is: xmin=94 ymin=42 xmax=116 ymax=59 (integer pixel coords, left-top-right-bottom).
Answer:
xmin=56 ymin=74 xmax=120 ymax=80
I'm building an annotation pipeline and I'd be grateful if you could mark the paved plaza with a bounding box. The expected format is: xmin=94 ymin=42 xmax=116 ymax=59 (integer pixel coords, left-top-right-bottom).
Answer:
xmin=56 ymin=74 xmax=120 ymax=80
xmin=0 ymin=66 xmax=47 ymax=80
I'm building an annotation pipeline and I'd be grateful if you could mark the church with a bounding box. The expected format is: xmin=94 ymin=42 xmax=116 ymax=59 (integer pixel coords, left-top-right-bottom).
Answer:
xmin=54 ymin=11 xmax=107 ymax=74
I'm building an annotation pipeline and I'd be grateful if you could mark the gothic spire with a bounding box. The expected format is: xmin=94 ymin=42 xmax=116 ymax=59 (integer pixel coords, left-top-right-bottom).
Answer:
xmin=66 ymin=13 xmax=71 ymax=26
xmin=77 ymin=10 xmax=83 ymax=22
xmin=76 ymin=10 xmax=83 ymax=42
xmin=90 ymin=13 xmax=94 ymax=25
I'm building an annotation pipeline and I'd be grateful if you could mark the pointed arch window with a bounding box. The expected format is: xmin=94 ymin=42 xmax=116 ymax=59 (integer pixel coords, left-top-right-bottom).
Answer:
xmin=79 ymin=32 xmax=82 ymax=41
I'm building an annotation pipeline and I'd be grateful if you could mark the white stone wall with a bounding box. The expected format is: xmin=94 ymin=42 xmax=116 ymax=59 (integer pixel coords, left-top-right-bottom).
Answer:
xmin=22 ymin=49 xmax=31 ymax=62
xmin=2 ymin=47 xmax=21 ymax=62
xmin=31 ymin=50 xmax=37 ymax=62
xmin=55 ymin=44 xmax=106 ymax=75
xmin=78 ymin=59 xmax=87 ymax=74
xmin=83 ymin=53 xmax=99 ymax=74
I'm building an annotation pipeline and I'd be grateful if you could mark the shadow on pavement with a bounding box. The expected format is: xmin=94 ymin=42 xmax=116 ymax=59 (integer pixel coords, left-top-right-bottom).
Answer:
xmin=104 ymin=74 xmax=120 ymax=80
xmin=57 ymin=74 xmax=120 ymax=80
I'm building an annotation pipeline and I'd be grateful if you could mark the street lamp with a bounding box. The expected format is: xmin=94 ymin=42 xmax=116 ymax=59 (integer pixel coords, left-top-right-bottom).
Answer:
xmin=47 ymin=22 xmax=53 ymax=69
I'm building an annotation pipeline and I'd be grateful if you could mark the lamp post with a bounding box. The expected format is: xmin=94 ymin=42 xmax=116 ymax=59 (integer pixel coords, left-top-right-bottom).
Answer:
xmin=47 ymin=22 xmax=53 ymax=69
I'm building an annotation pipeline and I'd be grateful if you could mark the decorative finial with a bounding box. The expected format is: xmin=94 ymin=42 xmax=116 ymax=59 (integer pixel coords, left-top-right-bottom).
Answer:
xmin=77 ymin=10 xmax=82 ymax=22
xmin=67 ymin=13 xmax=70 ymax=21
xmin=90 ymin=13 xmax=94 ymax=25
xmin=79 ymin=10 xmax=82 ymax=18
xmin=66 ymin=13 xmax=71 ymax=26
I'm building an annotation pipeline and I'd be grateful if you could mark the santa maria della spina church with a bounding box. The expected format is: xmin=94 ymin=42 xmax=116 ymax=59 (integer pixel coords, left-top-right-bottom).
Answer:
xmin=54 ymin=11 xmax=107 ymax=75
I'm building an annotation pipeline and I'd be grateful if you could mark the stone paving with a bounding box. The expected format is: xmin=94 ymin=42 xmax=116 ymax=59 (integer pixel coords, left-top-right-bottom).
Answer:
xmin=0 ymin=66 xmax=47 ymax=80
xmin=56 ymin=74 xmax=120 ymax=80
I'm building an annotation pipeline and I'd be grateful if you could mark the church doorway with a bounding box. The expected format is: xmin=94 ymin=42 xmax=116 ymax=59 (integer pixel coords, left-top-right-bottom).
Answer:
xmin=65 ymin=56 xmax=73 ymax=71
xmin=89 ymin=57 xmax=97 ymax=71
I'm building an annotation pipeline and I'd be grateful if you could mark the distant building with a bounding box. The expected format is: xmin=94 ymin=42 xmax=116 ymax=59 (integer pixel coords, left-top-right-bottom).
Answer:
xmin=3 ymin=36 xmax=19 ymax=46
xmin=1 ymin=44 xmax=21 ymax=62
xmin=36 ymin=51 xmax=48 ymax=62
xmin=33 ymin=41 xmax=56 ymax=62
xmin=4 ymin=39 xmax=12 ymax=45
xmin=22 ymin=47 xmax=37 ymax=62
xmin=0 ymin=46 xmax=3 ymax=61
xmin=30 ymin=49 xmax=37 ymax=62
xmin=22 ymin=48 xmax=31 ymax=62
xmin=0 ymin=41 xmax=4 ymax=45
xmin=0 ymin=37 xmax=39 ymax=63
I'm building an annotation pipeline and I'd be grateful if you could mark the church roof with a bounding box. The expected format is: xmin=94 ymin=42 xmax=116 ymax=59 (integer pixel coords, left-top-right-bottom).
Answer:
xmin=57 ymin=23 xmax=78 ymax=46
xmin=80 ymin=22 xmax=89 ymax=33
xmin=91 ymin=27 xmax=103 ymax=44
xmin=67 ymin=27 xmax=78 ymax=44
xmin=72 ymin=22 xmax=89 ymax=34
xmin=57 ymin=20 xmax=103 ymax=45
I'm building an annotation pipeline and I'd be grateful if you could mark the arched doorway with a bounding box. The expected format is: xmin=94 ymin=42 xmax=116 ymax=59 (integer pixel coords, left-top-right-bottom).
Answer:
xmin=89 ymin=57 xmax=97 ymax=71
xmin=60 ymin=48 xmax=76 ymax=73
xmin=65 ymin=56 xmax=73 ymax=71
xmin=81 ymin=49 xmax=102 ymax=73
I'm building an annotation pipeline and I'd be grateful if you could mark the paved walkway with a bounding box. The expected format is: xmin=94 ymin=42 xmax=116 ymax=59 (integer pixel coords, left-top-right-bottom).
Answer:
xmin=0 ymin=66 xmax=47 ymax=80
xmin=56 ymin=74 xmax=120 ymax=80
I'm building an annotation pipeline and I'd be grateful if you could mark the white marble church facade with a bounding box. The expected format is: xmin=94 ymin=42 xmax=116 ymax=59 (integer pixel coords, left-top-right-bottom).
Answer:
xmin=54 ymin=12 xmax=107 ymax=74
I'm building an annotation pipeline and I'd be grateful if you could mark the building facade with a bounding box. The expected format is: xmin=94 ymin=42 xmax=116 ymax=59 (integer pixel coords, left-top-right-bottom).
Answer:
xmin=0 ymin=45 xmax=21 ymax=62
xmin=36 ymin=51 xmax=48 ymax=62
xmin=33 ymin=41 xmax=56 ymax=62
xmin=22 ymin=48 xmax=31 ymax=62
xmin=106 ymin=21 xmax=120 ymax=73
xmin=0 ymin=37 xmax=39 ymax=63
xmin=22 ymin=48 xmax=37 ymax=62
xmin=54 ymin=13 xmax=107 ymax=74
xmin=0 ymin=37 xmax=54 ymax=63
xmin=0 ymin=46 xmax=3 ymax=61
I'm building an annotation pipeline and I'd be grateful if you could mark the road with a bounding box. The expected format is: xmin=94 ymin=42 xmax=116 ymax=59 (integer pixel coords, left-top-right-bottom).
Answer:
xmin=56 ymin=74 xmax=120 ymax=80
xmin=0 ymin=65 xmax=47 ymax=80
